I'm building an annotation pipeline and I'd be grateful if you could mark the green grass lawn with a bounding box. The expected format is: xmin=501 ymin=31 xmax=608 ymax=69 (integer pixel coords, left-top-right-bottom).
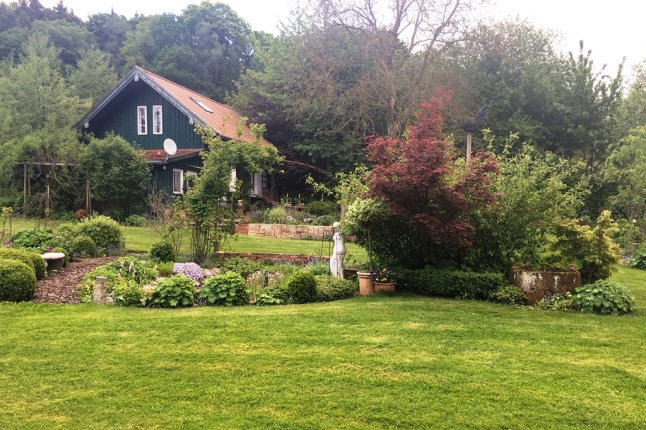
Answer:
xmin=9 ymin=218 xmax=368 ymax=262
xmin=1 ymin=267 xmax=645 ymax=429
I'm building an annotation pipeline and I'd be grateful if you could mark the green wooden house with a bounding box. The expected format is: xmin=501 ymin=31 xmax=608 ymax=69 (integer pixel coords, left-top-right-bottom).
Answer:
xmin=75 ymin=65 xmax=272 ymax=198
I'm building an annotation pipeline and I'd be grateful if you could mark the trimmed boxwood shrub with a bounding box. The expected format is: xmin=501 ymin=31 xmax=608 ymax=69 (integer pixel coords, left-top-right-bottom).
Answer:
xmin=397 ymin=268 xmax=505 ymax=300
xmin=24 ymin=250 xmax=46 ymax=280
xmin=0 ymin=248 xmax=36 ymax=277
xmin=286 ymin=271 xmax=317 ymax=303
xmin=70 ymin=235 xmax=97 ymax=258
xmin=314 ymin=275 xmax=357 ymax=301
xmin=150 ymin=240 xmax=176 ymax=262
xmin=76 ymin=215 xmax=124 ymax=254
xmin=572 ymin=280 xmax=636 ymax=315
xmin=199 ymin=271 xmax=248 ymax=306
xmin=0 ymin=259 xmax=37 ymax=301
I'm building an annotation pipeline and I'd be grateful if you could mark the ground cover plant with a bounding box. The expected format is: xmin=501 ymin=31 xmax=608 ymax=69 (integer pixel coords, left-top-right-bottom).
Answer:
xmin=0 ymin=266 xmax=644 ymax=429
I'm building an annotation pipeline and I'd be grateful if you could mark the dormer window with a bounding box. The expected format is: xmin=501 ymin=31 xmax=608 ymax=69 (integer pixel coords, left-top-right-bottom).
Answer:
xmin=152 ymin=105 xmax=163 ymax=134
xmin=137 ymin=106 xmax=147 ymax=135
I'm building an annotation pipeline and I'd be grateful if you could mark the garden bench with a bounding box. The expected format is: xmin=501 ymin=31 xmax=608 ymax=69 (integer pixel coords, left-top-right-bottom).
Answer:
xmin=41 ymin=252 xmax=65 ymax=273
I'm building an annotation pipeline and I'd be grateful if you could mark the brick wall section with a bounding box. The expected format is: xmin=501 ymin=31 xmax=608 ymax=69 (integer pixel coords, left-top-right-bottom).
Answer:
xmin=235 ymin=223 xmax=334 ymax=240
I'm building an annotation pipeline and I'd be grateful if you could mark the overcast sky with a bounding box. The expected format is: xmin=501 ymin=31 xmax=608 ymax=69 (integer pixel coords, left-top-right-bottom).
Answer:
xmin=37 ymin=0 xmax=642 ymax=79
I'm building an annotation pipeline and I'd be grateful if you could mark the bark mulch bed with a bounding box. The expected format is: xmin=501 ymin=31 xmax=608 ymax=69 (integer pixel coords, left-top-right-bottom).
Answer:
xmin=34 ymin=257 xmax=117 ymax=304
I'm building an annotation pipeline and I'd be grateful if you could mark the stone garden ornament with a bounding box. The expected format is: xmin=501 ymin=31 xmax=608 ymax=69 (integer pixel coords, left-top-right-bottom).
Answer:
xmin=330 ymin=222 xmax=346 ymax=279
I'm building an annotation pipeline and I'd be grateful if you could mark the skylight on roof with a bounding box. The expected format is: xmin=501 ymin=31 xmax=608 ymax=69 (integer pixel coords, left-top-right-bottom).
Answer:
xmin=190 ymin=96 xmax=213 ymax=113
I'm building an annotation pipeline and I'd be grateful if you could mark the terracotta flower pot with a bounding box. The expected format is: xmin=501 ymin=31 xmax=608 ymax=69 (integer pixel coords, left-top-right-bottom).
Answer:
xmin=357 ymin=271 xmax=375 ymax=296
xmin=375 ymin=282 xmax=396 ymax=294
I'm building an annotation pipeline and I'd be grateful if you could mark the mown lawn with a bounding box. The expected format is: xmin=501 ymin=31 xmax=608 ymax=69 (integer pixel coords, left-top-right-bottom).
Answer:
xmin=9 ymin=218 xmax=368 ymax=262
xmin=0 ymin=267 xmax=645 ymax=429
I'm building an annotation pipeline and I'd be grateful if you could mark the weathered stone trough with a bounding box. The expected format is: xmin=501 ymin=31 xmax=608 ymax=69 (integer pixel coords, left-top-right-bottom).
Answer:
xmin=511 ymin=268 xmax=581 ymax=305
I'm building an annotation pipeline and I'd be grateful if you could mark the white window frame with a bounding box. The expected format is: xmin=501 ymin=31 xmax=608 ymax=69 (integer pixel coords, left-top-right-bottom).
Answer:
xmin=172 ymin=169 xmax=184 ymax=195
xmin=152 ymin=105 xmax=163 ymax=135
xmin=137 ymin=106 xmax=147 ymax=135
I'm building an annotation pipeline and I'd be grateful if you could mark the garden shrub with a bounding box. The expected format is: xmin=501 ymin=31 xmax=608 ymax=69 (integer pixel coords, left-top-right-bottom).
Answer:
xmin=10 ymin=228 xmax=53 ymax=249
xmin=0 ymin=259 xmax=36 ymax=301
xmin=172 ymin=262 xmax=203 ymax=282
xmin=629 ymin=252 xmax=646 ymax=270
xmin=150 ymin=240 xmax=176 ymax=262
xmin=123 ymin=214 xmax=147 ymax=227
xmin=397 ymin=268 xmax=505 ymax=300
xmin=76 ymin=257 xmax=158 ymax=303
xmin=71 ymin=235 xmax=97 ymax=258
xmin=539 ymin=292 xmax=575 ymax=312
xmin=286 ymin=270 xmax=317 ymax=303
xmin=305 ymin=262 xmax=330 ymax=276
xmin=199 ymin=271 xmax=248 ymax=306
xmin=52 ymin=247 xmax=70 ymax=266
xmin=218 ymin=257 xmax=266 ymax=278
xmin=572 ymin=280 xmax=636 ymax=315
xmin=24 ymin=250 xmax=46 ymax=280
xmin=0 ymin=248 xmax=36 ymax=277
xmin=266 ymin=207 xmax=290 ymax=224
xmin=47 ymin=225 xmax=79 ymax=259
xmin=314 ymin=275 xmax=356 ymax=301
xmin=76 ymin=215 xmax=125 ymax=254
xmin=113 ymin=280 xmax=144 ymax=306
xmin=147 ymin=275 xmax=195 ymax=308
xmin=312 ymin=215 xmax=335 ymax=226
xmin=304 ymin=200 xmax=337 ymax=217
xmin=489 ymin=284 xmax=528 ymax=305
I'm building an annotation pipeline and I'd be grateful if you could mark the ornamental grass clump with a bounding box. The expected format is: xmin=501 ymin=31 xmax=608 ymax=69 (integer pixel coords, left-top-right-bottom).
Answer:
xmin=172 ymin=262 xmax=204 ymax=282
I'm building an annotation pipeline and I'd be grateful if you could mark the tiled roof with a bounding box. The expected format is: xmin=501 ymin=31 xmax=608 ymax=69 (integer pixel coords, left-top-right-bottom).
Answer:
xmin=142 ymin=149 xmax=202 ymax=163
xmin=135 ymin=66 xmax=272 ymax=146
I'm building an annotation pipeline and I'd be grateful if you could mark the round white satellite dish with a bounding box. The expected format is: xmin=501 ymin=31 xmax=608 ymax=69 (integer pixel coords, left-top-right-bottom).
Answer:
xmin=163 ymin=138 xmax=177 ymax=156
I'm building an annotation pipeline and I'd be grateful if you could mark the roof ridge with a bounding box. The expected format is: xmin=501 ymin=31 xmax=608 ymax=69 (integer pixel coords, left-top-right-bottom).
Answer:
xmin=135 ymin=66 xmax=240 ymax=114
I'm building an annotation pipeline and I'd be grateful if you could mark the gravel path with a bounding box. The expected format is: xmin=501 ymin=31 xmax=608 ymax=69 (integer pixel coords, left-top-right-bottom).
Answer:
xmin=34 ymin=257 xmax=117 ymax=304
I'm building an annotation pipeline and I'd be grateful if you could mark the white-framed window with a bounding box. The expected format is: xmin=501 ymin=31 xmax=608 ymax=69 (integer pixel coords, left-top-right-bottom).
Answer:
xmin=152 ymin=105 xmax=163 ymax=134
xmin=172 ymin=169 xmax=184 ymax=194
xmin=137 ymin=106 xmax=147 ymax=135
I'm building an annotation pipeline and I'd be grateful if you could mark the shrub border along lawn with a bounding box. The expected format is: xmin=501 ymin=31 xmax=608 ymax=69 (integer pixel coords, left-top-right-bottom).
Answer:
xmin=0 ymin=268 xmax=645 ymax=429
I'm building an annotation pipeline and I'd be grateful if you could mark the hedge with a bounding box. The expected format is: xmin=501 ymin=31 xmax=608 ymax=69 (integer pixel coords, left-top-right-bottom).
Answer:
xmin=397 ymin=268 xmax=505 ymax=300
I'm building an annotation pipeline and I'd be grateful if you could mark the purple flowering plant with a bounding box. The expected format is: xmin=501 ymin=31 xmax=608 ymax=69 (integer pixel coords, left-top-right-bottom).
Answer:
xmin=172 ymin=262 xmax=204 ymax=281
xmin=371 ymin=267 xmax=397 ymax=283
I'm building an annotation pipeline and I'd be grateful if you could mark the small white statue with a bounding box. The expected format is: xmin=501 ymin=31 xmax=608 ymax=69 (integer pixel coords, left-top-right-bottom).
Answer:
xmin=330 ymin=222 xmax=346 ymax=279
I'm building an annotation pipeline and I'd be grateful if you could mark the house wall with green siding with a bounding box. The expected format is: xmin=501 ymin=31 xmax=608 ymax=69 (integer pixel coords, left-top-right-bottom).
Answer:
xmin=151 ymin=158 xmax=204 ymax=197
xmin=87 ymin=80 xmax=205 ymax=151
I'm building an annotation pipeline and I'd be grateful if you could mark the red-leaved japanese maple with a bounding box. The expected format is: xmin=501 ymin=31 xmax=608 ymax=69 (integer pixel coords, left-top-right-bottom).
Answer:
xmin=367 ymin=93 xmax=497 ymax=248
